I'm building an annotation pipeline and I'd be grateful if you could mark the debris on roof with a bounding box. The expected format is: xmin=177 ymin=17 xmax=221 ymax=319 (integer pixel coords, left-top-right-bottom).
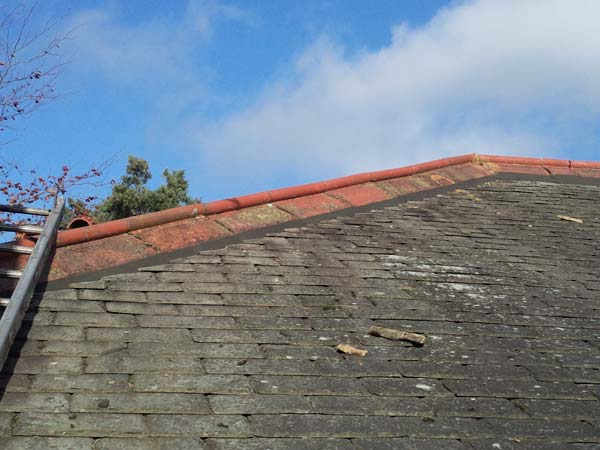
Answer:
xmin=557 ymin=215 xmax=583 ymax=224
xmin=369 ymin=326 xmax=427 ymax=346
xmin=335 ymin=343 xmax=368 ymax=356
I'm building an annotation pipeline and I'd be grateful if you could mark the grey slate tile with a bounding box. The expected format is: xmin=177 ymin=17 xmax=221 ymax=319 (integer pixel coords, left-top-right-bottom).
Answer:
xmin=13 ymin=412 xmax=146 ymax=437
xmin=87 ymin=327 xmax=192 ymax=342
xmin=249 ymin=414 xmax=491 ymax=438
xmin=208 ymin=394 xmax=312 ymax=414
xmin=0 ymin=393 xmax=69 ymax=412
xmin=146 ymin=414 xmax=250 ymax=437
xmin=132 ymin=374 xmax=251 ymax=394
xmin=466 ymin=440 xmax=600 ymax=450
xmin=0 ymin=413 xmax=13 ymax=436
xmin=85 ymin=352 xmax=205 ymax=373
xmin=443 ymin=379 xmax=596 ymax=400
xmin=351 ymin=438 xmax=469 ymax=450
xmin=70 ymin=393 xmax=210 ymax=414
xmin=92 ymin=437 xmax=207 ymax=450
xmin=514 ymin=399 xmax=600 ymax=420
xmin=7 ymin=356 xmax=83 ymax=374
xmin=482 ymin=418 xmax=600 ymax=441
xmin=250 ymin=375 xmax=370 ymax=396
xmin=206 ymin=438 xmax=353 ymax=450
xmin=362 ymin=377 xmax=453 ymax=397
xmin=307 ymin=395 xmax=434 ymax=416
xmin=0 ymin=437 xmax=94 ymax=450
xmin=30 ymin=374 xmax=131 ymax=393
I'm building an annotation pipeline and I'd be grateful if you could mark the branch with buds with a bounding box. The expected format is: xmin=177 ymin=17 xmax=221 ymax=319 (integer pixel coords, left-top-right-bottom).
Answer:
xmin=0 ymin=4 xmax=70 ymax=135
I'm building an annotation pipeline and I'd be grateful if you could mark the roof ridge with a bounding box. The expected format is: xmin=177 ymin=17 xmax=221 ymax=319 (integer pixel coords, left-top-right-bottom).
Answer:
xmin=55 ymin=153 xmax=600 ymax=248
xmin=2 ymin=152 xmax=594 ymax=283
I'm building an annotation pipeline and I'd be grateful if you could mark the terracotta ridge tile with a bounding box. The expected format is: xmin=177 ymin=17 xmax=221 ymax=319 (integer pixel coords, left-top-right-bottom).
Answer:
xmin=55 ymin=153 xmax=600 ymax=249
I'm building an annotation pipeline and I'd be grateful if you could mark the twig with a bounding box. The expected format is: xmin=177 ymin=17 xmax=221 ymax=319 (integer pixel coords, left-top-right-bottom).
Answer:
xmin=369 ymin=326 xmax=427 ymax=346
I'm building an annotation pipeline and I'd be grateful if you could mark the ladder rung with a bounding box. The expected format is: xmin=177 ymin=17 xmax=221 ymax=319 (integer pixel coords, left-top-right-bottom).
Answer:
xmin=0 ymin=223 xmax=44 ymax=234
xmin=0 ymin=298 xmax=8 ymax=307
xmin=0 ymin=243 xmax=34 ymax=254
xmin=0 ymin=268 xmax=22 ymax=279
xmin=0 ymin=204 xmax=50 ymax=216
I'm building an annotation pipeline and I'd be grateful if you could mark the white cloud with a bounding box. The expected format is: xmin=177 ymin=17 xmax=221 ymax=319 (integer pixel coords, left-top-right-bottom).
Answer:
xmin=65 ymin=0 xmax=248 ymax=87
xmin=194 ymin=0 xmax=600 ymax=183
xmin=186 ymin=0 xmax=253 ymax=36
xmin=61 ymin=0 xmax=252 ymax=165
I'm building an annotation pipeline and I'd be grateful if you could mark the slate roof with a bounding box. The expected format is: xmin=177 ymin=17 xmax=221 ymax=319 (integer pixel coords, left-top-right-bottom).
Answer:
xmin=1 ymin=166 xmax=600 ymax=449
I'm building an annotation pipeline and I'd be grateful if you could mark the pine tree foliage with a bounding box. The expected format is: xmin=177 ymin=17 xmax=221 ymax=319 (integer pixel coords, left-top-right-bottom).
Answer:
xmin=93 ymin=155 xmax=199 ymax=221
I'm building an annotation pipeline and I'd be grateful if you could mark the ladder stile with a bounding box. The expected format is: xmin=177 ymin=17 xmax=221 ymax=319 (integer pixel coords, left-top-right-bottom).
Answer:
xmin=0 ymin=197 xmax=65 ymax=370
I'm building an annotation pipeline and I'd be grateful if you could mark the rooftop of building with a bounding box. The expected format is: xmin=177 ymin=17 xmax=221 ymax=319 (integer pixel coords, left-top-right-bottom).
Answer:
xmin=0 ymin=154 xmax=599 ymax=449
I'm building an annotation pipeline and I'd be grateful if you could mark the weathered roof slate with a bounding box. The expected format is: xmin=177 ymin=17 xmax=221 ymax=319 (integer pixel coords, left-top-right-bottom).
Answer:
xmin=0 ymin=175 xmax=599 ymax=449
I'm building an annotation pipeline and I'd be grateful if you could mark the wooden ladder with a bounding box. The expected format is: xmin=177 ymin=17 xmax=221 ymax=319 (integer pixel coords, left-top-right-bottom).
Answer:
xmin=0 ymin=197 xmax=65 ymax=370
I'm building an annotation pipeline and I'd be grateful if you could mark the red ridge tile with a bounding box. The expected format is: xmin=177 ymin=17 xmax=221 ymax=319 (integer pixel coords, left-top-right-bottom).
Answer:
xmin=131 ymin=218 xmax=231 ymax=253
xmin=327 ymin=183 xmax=393 ymax=206
xmin=212 ymin=204 xmax=294 ymax=234
xmin=275 ymin=193 xmax=349 ymax=219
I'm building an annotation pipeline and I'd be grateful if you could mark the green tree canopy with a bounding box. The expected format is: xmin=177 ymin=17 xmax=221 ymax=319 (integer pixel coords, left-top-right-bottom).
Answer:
xmin=93 ymin=156 xmax=198 ymax=222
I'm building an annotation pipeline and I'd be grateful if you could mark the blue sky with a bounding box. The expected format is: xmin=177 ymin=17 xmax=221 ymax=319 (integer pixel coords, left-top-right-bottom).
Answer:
xmin=2 ymin=0 xmax=600 ymax=203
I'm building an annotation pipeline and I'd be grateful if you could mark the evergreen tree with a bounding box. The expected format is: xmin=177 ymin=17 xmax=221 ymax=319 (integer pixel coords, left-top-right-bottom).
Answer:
xmin=94 ymin=156 xmax=198 ymax=221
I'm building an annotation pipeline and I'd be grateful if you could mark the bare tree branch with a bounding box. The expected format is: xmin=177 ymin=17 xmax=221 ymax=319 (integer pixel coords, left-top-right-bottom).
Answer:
xmin=0 ymin=5 xmax=111 ymax=237
xmin=0 ymin=4 xmax=69 ymax=133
